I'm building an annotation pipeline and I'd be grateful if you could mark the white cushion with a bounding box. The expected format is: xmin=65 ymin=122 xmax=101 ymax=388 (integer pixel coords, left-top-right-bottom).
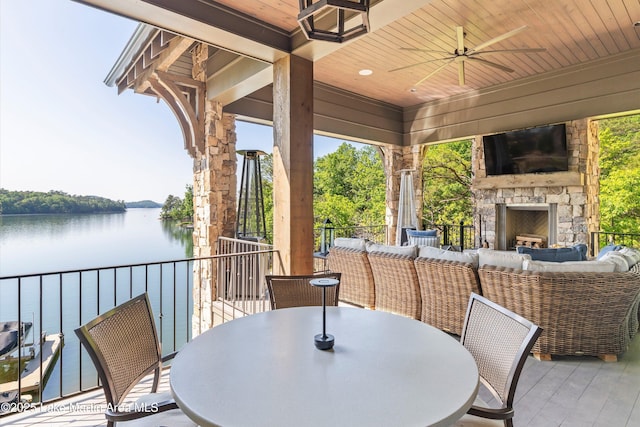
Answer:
xmin=366 ymin=242 xmax=418 ymax=258
xmin=599 ymin=251 xmax=630 ymax=272
xmin=618 ymin=247 xmax=640 ymax=267
xmin=408 ymin=235 xmax=440 ymax=247
xmin=332 ymin=237 xmax=367 ymax=251
xmin=477 ymin=248 xmax=531 ymax=269
xmin=523 ymin=259 xmax=617 ymax=272
xmin=418 ymin=246 xmax=479 ymax=268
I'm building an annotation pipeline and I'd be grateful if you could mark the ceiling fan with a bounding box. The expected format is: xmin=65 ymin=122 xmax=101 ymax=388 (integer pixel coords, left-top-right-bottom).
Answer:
xmin=391 ymin=25 xmax=546 ymax=86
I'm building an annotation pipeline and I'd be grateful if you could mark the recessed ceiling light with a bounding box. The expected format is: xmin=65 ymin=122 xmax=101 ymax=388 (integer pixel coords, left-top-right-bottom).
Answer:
xmin=410 ymin=88 xmax=417 ymax=93
xmin=358 ymin=69 xmax=373 ymax=76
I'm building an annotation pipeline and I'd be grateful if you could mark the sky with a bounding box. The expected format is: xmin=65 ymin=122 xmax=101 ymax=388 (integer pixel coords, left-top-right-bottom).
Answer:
xmin=0 ymin=0 xmax=359 ymax=204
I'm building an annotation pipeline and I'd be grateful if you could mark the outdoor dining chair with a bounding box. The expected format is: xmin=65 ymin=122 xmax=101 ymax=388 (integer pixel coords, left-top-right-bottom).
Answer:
xmin=454 ymin=293 xmax=542 ymax=427
xmin=75 ymin=293 xmax=196 ymax=427
xmin=265 ymin=272 xmax=341 ymax=310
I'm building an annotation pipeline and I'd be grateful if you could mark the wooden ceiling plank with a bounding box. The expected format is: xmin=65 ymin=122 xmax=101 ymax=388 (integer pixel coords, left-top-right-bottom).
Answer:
xmin=596 ymin=0 xmax=632 ymax=51
xmin=580 ymin=0 xmax=624 ymax=55
xmin=607 ymin=0 xmax=638 ymax=48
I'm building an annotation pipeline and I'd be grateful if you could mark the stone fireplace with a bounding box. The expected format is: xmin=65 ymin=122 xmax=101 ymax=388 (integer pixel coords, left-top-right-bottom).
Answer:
xmin=472 ymin=119 xmax=600 ymax=251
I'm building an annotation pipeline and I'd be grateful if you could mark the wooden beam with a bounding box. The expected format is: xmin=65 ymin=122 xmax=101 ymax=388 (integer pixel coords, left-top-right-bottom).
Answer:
xmin=472 ymin=171 xmax=584 ymax=190
xmin=272 ymin=55 xmax=314 ymax=275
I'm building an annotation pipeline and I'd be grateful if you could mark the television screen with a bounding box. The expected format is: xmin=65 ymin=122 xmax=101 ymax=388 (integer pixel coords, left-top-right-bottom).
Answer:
xmin=483 ymin=124 xmax=568 ymax=175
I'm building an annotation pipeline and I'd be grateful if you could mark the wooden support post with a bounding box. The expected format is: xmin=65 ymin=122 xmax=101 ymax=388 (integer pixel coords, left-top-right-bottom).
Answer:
xmin=272 ymin=55 xmax=314 ymax=275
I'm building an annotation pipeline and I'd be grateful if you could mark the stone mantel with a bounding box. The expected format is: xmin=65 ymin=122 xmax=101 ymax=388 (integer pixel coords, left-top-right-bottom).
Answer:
xmin=472 ymin=171 xmax=584 ymax=190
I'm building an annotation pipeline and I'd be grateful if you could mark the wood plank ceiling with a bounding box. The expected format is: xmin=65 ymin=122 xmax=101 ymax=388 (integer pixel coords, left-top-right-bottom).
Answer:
xmin=81 ymin=0 xmax=640 ymax=145
xmin=213 ymin=0 xmax=640 ymax=108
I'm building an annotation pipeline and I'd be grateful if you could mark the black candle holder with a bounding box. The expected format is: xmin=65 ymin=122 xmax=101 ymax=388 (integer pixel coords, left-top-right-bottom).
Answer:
xmin=309 ymin=277 xmax=339 ymax=350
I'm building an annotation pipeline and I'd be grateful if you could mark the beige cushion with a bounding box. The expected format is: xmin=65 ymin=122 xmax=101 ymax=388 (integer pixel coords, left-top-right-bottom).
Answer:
xmin=618 ymin=247 xmax=640 ymax=268
xmin=599 ymin=251 xmax=630 ymax=272
xmin=366 ymin=242 xmax=418 ymax=258
xmin=477 ymin=248 xmax=531 ymax=269
xmin=418 ymin=246 xmax=480 ymax=268
xmin=523 ymin=259 xmax=617 ymax=272
xmin=333 ymin=237 xmax=367 ymax=251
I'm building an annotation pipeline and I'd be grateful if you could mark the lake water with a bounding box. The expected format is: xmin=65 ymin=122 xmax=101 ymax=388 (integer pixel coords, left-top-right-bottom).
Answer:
xmin=0 ymin=208 xmax=193 ymax=276
xmin=0 ymin=209 xmax=194 ymax=402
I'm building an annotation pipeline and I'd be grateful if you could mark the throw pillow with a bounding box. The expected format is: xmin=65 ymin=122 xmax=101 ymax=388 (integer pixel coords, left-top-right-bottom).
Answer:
xmin=597 ymin=243 xmax=622 ymax=260
xmin=406 ymin=229 xmax=438 ymax=237
xmin=478 ymin=248 xmax=531 ymax=269
xmin=408 ymin=235 xmax=440 ymax=247
xmin=599 ymin=251 xmax=630 ymax=272
xmin=523 ymin=259 xmax=616 ymax=272
xmin=618 ymin=247 xmax=640 ymax=267
xmin=332 ymin=237 xmax=367 ymax=252
xmin=516 ymin=244 xmax=586 ymax=262
xmin=366 ymin=242 xmax=418 ymax=258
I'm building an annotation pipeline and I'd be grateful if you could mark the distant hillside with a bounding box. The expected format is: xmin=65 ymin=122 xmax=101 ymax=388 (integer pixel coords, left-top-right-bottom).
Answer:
xmin=0 ymin=189 xmax=126 ymax=214
xmin=126 ymin=200 xmax=162 ymax=208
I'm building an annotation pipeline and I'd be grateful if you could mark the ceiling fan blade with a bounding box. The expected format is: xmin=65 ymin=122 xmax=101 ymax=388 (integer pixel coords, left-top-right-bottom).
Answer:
xmin=400 ymin=47 xmax=451 ymax=55
xmin=458 ymin=60 xmax=465 ymax=86
xmin=414 ymin=59 xmax=455 ymax=86
xmin=467 ymin=25 xmax=528 ymax=54
xmin=389 ymin=57 xmax=452 ymax=72
xmin=456 ymin=26 xmax=465 ymax=53
xmin=471 ymin=48 xmax=546 ymax=55
xmin=467 ymin=56 xmax=515 ymax=73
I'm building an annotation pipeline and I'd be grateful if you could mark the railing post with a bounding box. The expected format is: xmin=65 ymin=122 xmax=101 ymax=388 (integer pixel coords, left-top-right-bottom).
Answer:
xmin=459 ymin=221 xmax=465 ymax=251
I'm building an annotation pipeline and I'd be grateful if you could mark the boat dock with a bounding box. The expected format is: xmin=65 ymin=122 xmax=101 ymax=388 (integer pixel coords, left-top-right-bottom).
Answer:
xmin=0 ymin=333 xmax=63 ymax=394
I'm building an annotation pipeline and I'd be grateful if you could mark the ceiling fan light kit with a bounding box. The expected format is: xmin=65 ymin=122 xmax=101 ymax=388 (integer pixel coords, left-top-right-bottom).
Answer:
xmin=393 ymin=25 xmax=546 ymax=87
xmin=298 ymin=0 xmax=370 ymax=43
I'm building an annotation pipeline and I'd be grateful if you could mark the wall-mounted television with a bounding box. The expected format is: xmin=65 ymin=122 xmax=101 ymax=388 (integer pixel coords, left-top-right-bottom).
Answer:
xmin=483 ymin=124 xmax=568 ymax=176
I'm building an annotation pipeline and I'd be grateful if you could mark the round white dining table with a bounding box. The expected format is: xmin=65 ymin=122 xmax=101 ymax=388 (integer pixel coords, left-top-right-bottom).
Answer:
xmin=170 ymin=306 xmax=479 ymax=427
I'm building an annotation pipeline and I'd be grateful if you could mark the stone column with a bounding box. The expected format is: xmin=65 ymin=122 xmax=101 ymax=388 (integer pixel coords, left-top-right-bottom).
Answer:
xmin=585 ymin=119 xmax=600 ymax=239
xmin=272 ymin=55 xmax=314 ymax=275
xmin=191 ymin=101 xmax=237 ymax=335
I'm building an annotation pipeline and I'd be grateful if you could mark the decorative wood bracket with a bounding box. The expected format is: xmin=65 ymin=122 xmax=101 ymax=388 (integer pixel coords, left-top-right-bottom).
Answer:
xmin=148 ymin=71 xmax=206 ymax=157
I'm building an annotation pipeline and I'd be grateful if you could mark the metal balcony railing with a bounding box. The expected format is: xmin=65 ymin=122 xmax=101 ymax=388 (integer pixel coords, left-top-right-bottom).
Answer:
xmin=0 ymin=237 xmax=279 ymax=416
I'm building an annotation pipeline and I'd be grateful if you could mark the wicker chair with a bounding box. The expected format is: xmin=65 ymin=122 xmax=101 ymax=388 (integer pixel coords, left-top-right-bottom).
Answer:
xmin=327 ymin=246 xmax=375 ymax=308
xmin=75 ymin=293 xmax=196 ymax=427
xmin=414 ymin=257 xmax=481 ymax=335
xmin=367 ymin=251 xmax=421 ymax=319
xmin=454 ymin=293 xmax=542 ymax=427
xmin=479 ymin=265 xmax=640 ymax=361
xmin=265 ymin=272 xmax=341 ymax=309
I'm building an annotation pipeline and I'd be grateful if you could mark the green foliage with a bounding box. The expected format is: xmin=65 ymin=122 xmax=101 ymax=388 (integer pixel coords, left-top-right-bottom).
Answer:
xmin=0 ymin=189 xmax=126 ymax=214
xmin=314 ymin=144 xmax=385 ymax=227
xmin=257 ymin=144 xmax=385 ymax=240
xmin=598 ymin=115 xmax=640 ymax=233
xmin=260 ymin=154 xmax=274 ymax=236
xmin=160 ymin=185 xmax=194 ymax=222
xmin=422 ymin=140 xmax=473 ymax=226
xmin=126 ymin=200 xmax=162 ymax=208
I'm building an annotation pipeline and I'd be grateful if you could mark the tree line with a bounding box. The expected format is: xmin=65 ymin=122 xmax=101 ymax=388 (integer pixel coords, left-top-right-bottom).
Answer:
xmin=160 ymin=185 xmax=194 ymax=222
xmin=0 ymin=189 xmax=126 ymax=214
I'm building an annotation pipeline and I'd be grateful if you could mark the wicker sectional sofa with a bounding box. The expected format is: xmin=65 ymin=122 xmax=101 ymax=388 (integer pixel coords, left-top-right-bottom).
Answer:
xmin=479 ymin=263 xmax=640 ymax=361
xmin=327 ymin=239 xmax=640 ymax=361
xmin=414 ymin=257 xmax=481 ymax=335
